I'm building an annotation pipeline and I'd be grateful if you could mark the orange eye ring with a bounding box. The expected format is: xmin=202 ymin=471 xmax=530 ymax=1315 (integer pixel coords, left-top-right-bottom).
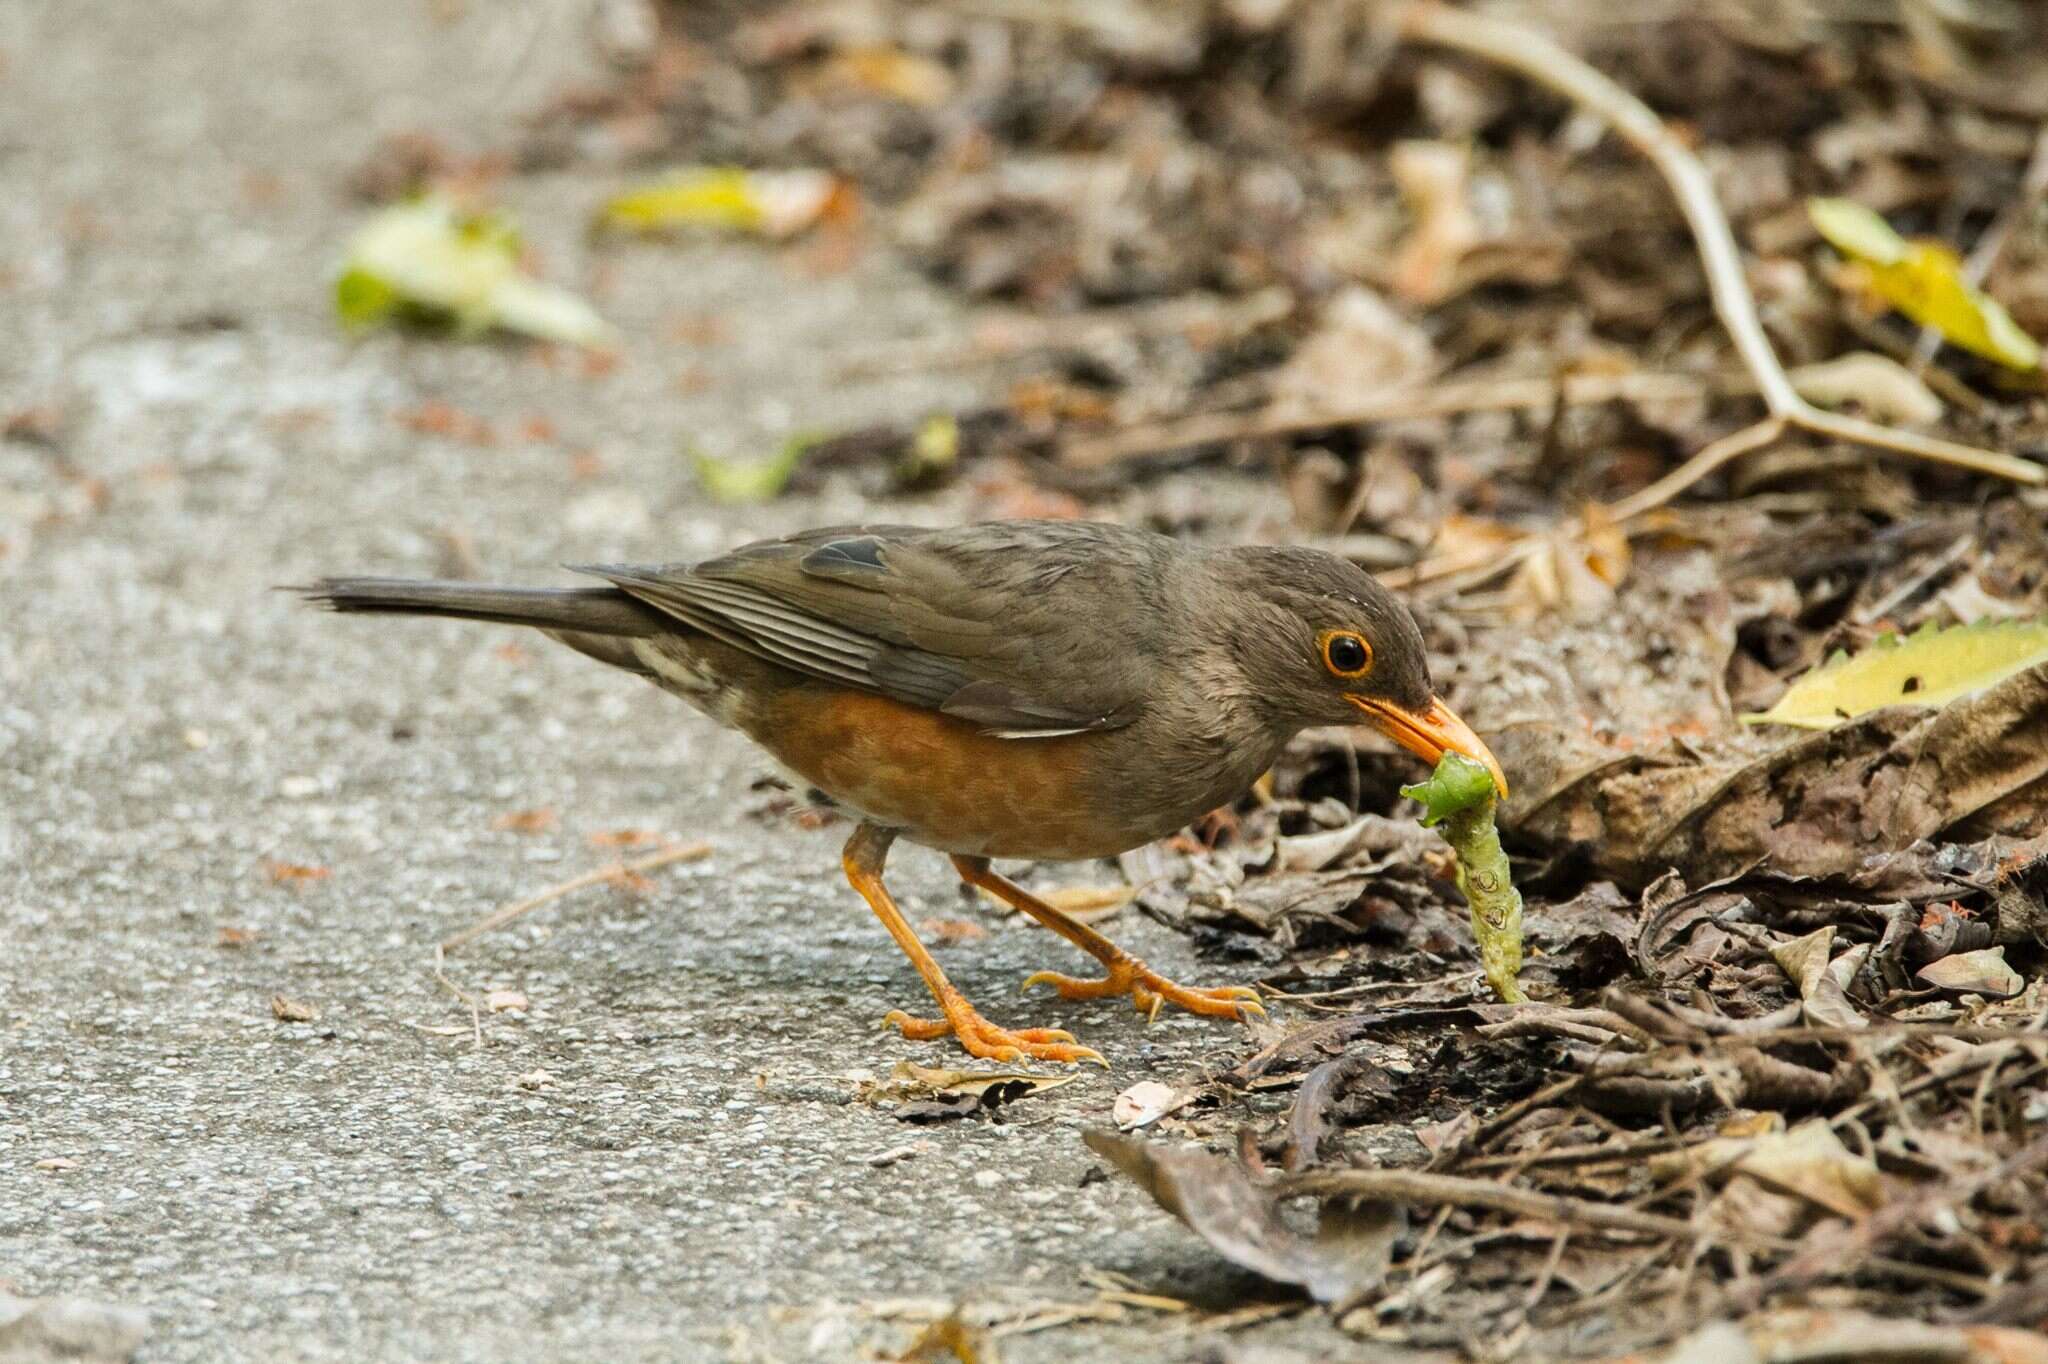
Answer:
xmin=1318 ymin=629 xmax=1373 ymax=679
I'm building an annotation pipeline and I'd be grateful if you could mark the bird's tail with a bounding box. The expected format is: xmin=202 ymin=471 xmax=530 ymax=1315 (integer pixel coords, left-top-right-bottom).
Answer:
xmin=297 ymin=577 xmax=668 ymax=637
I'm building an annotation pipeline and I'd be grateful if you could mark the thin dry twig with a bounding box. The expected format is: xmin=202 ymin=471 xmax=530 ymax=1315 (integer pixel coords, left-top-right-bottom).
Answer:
xmin=1080 ymin=5 xmax=2041 ymax=585
xmin=1759 ymin=1128 xmax=2048 ymax=1301
xmin=1394 ymin=3 xmax=2038 ymax=483
xmin=1366 ymin=4 xmax=2046 ymax=588
xmin=430 ymin=944 xmax=485 ymax=1047
xmin=1283 ymin=1166 xmax=1703 ymax=1241
xmin=1061 ymin=369 xmax=1743 ymax=470
xmin=440 ymin=840 xmax=712 ymax=951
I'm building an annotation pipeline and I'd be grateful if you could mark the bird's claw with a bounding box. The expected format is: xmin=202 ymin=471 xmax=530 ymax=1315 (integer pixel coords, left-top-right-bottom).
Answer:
xmin=884 ymin=1007 xmax=1106 ymax=1067
xmin=1021 ymin=960 xmax=1266 ymax=1023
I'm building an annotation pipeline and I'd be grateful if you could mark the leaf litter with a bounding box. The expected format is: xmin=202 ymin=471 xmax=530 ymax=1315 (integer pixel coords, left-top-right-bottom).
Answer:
xmin=499 ymin=1 xmax=2048 ymax=1357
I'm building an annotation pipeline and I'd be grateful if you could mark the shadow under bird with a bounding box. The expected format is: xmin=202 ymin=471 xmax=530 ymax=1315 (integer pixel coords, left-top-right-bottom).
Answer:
xmin=302 ymin=519 xmax=1505 ymax=1063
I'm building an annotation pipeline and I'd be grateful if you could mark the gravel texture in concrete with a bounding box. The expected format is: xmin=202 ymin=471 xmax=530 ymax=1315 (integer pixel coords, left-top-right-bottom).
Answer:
xmin=0 ymin=3 xmax=1359 ymax=1359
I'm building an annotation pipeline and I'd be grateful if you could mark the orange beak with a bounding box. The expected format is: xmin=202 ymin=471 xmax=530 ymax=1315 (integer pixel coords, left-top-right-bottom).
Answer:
xmin=1348 ymin=694 xmax=1509 ymax=798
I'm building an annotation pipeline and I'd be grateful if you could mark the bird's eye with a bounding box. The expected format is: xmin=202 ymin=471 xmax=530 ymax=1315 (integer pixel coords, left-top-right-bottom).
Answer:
xmin=1320 ymin=629 xmax=1372 ymax=679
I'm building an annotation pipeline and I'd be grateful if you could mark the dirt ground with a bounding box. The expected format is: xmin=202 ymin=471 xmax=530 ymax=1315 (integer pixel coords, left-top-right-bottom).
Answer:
xmin=0 ymin=2 xmax=1341 ymax=1360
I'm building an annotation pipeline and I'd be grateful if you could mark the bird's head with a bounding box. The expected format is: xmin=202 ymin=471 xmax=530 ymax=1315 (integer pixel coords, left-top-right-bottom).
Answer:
xmin=1213 ymin=546 xmax=1508 ymax=797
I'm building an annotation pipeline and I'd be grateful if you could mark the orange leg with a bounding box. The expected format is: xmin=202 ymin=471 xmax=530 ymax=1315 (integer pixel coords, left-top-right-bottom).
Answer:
xmin=844 ymin=825 xmax=1103 ymax=1066
xmin=950 ymin=856 xmax=1266 ymax=1024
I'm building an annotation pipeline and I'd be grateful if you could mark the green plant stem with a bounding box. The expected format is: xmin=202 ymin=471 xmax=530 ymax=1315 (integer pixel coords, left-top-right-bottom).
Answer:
xmin=1442 ymin=797 xmax=1527 ymax=1005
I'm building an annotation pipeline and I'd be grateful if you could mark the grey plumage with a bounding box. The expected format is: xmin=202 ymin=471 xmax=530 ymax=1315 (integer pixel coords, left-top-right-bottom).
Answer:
xmin=301 ymin=578 xmax=667 ymax=637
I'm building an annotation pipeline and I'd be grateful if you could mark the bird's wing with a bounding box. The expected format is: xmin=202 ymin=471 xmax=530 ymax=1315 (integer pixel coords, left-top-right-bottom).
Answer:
xmin=573 ymin=522 xmax=1165 ymax=737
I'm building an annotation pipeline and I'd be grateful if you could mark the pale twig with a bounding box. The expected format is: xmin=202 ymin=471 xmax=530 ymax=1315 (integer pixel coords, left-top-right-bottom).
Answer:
xmin=1394 ymin=3 xmax=2037 ymax=484
xmin=1334 ymin=4 xmax=2040 ymax=591
xmin=430 ymin=944 xmax=484 ymax=1048
xmin=1060 ymin=369 xmax=1741 ymax=469
xmin=440 ymin=840 xmax=712 ymax=951
xmin=1289 ymin=1166 xmax=1991 ymax=1298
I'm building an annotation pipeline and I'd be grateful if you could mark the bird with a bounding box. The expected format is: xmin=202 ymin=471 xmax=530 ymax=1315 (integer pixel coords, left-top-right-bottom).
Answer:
xmin=301 ymin=520 xmax=1504 ymax=1064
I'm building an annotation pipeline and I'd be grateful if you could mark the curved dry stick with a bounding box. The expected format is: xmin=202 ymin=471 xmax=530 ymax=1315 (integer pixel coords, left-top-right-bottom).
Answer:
xmin=1395 ymin=1 xmax=2040 ymax=494
xmin=440 ymin=840 xmax=712 ymax=951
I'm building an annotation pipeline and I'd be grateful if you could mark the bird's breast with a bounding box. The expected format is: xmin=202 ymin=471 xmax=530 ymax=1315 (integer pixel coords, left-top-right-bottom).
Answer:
xmin=741 ymin=685 xmax=1211 ymax=859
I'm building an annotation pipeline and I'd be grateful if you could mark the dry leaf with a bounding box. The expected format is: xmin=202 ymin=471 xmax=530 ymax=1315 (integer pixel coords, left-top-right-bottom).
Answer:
xmin=1504 ymin=658 xmax=2048 ymax=885
xmin=1788 ymin=352 xmax=1944 ymax=426
xmin=216 ymin=925 xmax=257 ymax=948
xmin=1112 ymin=1080 xmax=1181 ymax=1130
xmin=1659 ymin=1119 xmax=1882 ymax=1225
xmin=822 ymin=45 xmax=954 ymax=108
xmin=491 ymin=807 xmax=557 ymax=834
xmin=270 ymin=994 xmax=320 ymax=1023
xmin=1770 ymin=928 xmax=1867 ymax=1030
xmin=1271 ymin=286 xmax=1437 ymax=407
xmin=263 ymin=860 xmax=331 ymax=885
xmin=1505 ymin=506 xmax=1631 ymax=619
xmin=861 ymin=1061 xmax=1078 ymax=1123
xmin=395 ymin=401 xmax=496 ymax=445
xmin=1085 ymin=1131 xmax=1397 ymax=1306
xmin=484 ymin=989 xmax=529 ymax=1013
xmin=1389 ymin=140 xmax=1480 ymax=306
xmin=1916 ymin=946 xmax=2025 ymax=998
xmin=1744 ymin=620 xmax=2048 ymax=729
xmin=587 ymin=828 xmax=661 ymax=848
xmin=33 ymin=1157 xmax=80 ymax=1173
xmin=895 ymin=1314 xmax=995 ymax=1364
xmin=1730 ymin=1121 xmax=1883 ymax=1220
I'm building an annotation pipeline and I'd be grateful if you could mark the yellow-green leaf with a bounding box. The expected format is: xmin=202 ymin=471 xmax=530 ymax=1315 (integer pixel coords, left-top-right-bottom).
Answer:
xmin=334 ymin=267 xmax=400 ymax=329
xmin=1743 ymin=619 xmax=2048 ymax=729
xmin=690 ymin=434 xmax=816 ymax=503
xmin=336 ymin=197 xmax=614 ymax=348
xmin=598 ymin=167 xmax=843 ymax=240
xmin=896 ymin=412 xmax=959 ymax=488
xmin=1808 ymin=197 xmax=1906 ymax=267
xmin=1808 ymin=197 xmax=2042 ymax=371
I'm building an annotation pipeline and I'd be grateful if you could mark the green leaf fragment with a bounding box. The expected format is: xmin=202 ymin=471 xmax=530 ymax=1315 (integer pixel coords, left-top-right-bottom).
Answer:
xmin=335 ymin=196 xmax=614 ymax=348
xmin=691 ymin=434 xmax=816 ymax=504
xmin=1742 ymin=618 xmax=2048 ymax=729
xmin=333 ymin=267 xmax=400 ymax=329
xmin=1402 ymin=752 xmax=1527 ymax=1004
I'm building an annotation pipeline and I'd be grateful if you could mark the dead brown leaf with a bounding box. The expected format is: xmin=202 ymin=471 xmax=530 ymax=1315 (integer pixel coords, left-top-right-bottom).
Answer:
xmin=895 ymin=1314 xmax=995 ymax=1364
xmin=394 ymin=401 xmax=497 ymax=446
xmin=270 ymin=994 xmax=319 ymax=1023
xmin=587 ymin=828 xmax=660 ymax=848
xmin=1084 ymin=1131 xmax=1397 ymax=1305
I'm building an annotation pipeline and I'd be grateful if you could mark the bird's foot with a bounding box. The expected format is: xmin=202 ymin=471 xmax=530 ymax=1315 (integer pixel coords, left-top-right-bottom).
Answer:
xmin=1022 ymin=954 xmax=1265 ymax=1023
xmin=884 ymin=999 xmax=1106 ymax=1067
